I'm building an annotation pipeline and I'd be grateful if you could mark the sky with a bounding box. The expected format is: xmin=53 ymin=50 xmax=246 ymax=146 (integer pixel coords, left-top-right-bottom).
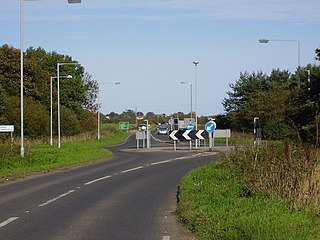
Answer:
xmin=1 ymin=0 xmax=320 ymax=116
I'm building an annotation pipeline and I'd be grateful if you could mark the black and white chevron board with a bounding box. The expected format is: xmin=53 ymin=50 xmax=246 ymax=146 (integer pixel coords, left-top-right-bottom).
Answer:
xmin=169 ymin=130 xmax=209 ymax=141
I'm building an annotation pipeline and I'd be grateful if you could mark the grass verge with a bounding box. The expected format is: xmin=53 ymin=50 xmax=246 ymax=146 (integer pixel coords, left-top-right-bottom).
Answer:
xmin=177 ymin=159 xmax=320 ymax=240
xmin=0 ymin=131 xmax=129 ymax=180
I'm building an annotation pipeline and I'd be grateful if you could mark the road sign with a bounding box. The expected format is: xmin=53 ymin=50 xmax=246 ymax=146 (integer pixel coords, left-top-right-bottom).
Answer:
xmin=169 ymin=130 xmax=209 ymax=141
xmin=196 ymin=130 xmax=208 ymax=140
xmin=186 ymin=123 xmax=194 ymax=131
xmin=0 ymin=125 xmax=14 ymax=132
xmin=205 ymin=121 xmax=216 ymax=133
xmin=119 ymin=122 xmax=129 ymax=130
xmin=182 ymin=130 xmax=192 ymax=140
xmin=169 ymin=130 xmax=179 ymax=141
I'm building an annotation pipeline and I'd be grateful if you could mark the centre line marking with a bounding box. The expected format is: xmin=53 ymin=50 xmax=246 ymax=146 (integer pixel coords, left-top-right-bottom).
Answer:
xmin=84 ymin=175 xmax=112 ymax=185
xmin=150 ymin=159 xmax=172 ymax=165
xmin=38 ymin=190 xmax=75 ymax=207
xmin=120 ymin=166 xmax=144 ymax=174
xmin=0 ymin=217 xmax=19 ymax=228
xmin=163 ymin=236 xmax=170 ymax=240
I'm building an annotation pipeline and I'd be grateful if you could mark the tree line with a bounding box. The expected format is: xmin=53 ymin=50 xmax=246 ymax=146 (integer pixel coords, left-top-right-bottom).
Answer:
xmin=0 ymin=44 xmax=99 ymax=140
xmin=1 ymin=43 xmax=319 ymax=143
xmin=222 ymin=47 xmax=320 ymax=143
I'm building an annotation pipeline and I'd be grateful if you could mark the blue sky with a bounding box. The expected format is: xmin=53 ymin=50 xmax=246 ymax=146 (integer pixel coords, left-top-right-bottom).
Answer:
xmin=1 ymin=0 xmax=320 ymax=116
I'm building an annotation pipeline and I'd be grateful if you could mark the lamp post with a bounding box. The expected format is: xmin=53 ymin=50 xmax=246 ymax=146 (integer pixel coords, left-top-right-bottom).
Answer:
xmin=50 ymin=75 xmax=72 ymax=146
xmin=180 ymin=82 xmax=193 ymax=120
xmin=20 ymin=0 xmax=24 ymax=157
xmin=259 ymin=38 xmax=301 ymax=96
xmin=19 ymin=0 xmax=81 ymax=157
xmin=67 ymin=0 xmax=81 ymax=3
xmin=192 ymin=60 xmax=199 ymax=148
xmin=57 ymin=62 xmax=77 ymax=148
xmin=97 ymin=81 xmax=121 ymax=140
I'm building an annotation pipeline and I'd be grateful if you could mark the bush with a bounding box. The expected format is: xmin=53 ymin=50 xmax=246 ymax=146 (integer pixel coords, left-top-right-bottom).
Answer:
xmin=263 ymin=119 xmax=293 ymax=140
xmin=59 ymin=106 xmax=83 ymax=136
xmin=3 ymin=96 xmax=50 ymax=138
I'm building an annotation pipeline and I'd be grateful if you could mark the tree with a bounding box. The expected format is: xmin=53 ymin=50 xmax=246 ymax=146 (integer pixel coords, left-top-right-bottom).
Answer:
xmin=59 ymin=106 xmax=82 ymax=136
xmin=315 ymin=47 xmax=320 ymax=61
xmin=0 ymin=44 xmax=100 ymax=137
xmin=0 ymin=44 xmax=20 ymax=96
xmin=296 ymin=64 xmax=320 ymax=143
xmin=222 ymin=70 xmax=295 ymax=135
xmin=4 ymin=96 xmax=50 ymax=138
xmin=222 ymin=71 xmax=267 ymax=113
xmin=0 ymin=84 xmax=7 ymax=124
xmin=121 ymin=109 xmax=136 ymax=122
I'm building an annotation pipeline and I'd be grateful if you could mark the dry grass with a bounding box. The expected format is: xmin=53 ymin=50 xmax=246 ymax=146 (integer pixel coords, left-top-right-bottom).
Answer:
xmin=227 ymin=142 xmax=320 ymax=212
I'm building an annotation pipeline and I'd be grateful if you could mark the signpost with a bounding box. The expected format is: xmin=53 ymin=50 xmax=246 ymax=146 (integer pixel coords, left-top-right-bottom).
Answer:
xmin=168 ymin=121 xmax=232 ymax=151
xmin=186 ymin=123 xmax=194 ymax=131
xmin=169 ymin=129 xmax=210 ymax=141
xmin=205 ymin=121 xmax=216 ymax=133
xmin=0 ymin=125 xmax=14 ymax=142
xmin=119 ymin=122 xmax=129 ymax=131
xmin=205 ymin=120 xmax=216 ymax=151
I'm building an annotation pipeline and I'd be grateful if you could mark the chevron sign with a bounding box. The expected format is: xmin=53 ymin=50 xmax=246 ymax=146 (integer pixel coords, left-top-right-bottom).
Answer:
xmin=169 ymin=130 xmax=209 ymax=141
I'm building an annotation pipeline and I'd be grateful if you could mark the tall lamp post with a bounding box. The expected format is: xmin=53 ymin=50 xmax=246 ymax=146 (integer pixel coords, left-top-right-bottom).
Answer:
xmin=259 ymin=38 xmax=301 ymax=96
xmin=20 ymin=0 xmax=25 ymax=157
xmin=50 ymin=75 xmax=72 ymax=146
xmin=192 ymin=61 xmax=199 ymax=129
xmin=57 ymin=62 xmax=77 ymax=148
xmin=97 ymin=81 xmax=121 ymax=140
xmin=180 ymin=82 xmax=193 ymax=120
xmin=192 ymin=60 xmax=199 ymax=148
xmin=19 ymin=0 xmax=81 ymax=157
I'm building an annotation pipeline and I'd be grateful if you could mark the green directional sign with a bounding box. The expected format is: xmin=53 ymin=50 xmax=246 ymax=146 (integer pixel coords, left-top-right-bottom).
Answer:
xmin=119 ymin=122 xmax=129 ymax=130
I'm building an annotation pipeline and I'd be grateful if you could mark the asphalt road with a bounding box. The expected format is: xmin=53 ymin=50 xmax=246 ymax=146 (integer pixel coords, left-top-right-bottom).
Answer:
xmin=0 ymin=133 xmax=220 ymax=240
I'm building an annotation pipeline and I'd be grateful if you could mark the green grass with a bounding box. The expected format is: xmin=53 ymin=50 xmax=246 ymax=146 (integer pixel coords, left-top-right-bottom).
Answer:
xmin=0 ymin=131 xmax=129 ymax=179
xmin=177 ymin=160 xmax=320 ymax=240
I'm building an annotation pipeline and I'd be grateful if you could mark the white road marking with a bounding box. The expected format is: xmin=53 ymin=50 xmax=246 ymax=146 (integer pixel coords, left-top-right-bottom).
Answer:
xmin=120 ymin=166 xmax=144 ymax=174
xmin=84 ymin=175 xmax=112 ymax=186
xmin=150 ymin=159 xmax=173 ymax=165
xmin=0 ymin=217 xmax=19 ymax=228
xmin=38 ymin=190 xmax=75 ymax=207
xmin=174 ymin=153 xmax=202 ymax=160
xmin=0 ymin=153 xmax=205 ymax=229
xmin=163 ymin=236 xmax=170 ymax=240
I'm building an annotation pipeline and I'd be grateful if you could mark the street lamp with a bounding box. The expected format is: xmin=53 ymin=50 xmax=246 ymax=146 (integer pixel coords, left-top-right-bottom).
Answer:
xmin=97 ymin=81 xmax=121 ymax=140
xmin=180 ymin=81 xmax=193 ymax=120
xmin=50 ymin=75 xmax=72 ymax=146
xmin=259 ymin=38 xmax=301 ymax=96
xmin=192 ymin=60 xmax=199 ymax=148
xmin=57 ymin=62 xmax=77 ymax=148
xmin=19 ymin=0 xmax=81 ymax=157
xmin=20 ymin=0 xmax=25 ymax=157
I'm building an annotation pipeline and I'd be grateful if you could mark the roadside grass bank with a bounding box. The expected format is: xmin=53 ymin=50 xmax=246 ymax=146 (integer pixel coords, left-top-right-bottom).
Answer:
xmin=0 ymin=131 xmax=129 ymax=180
xmin=177 ymin=142 xmax=320 ymax=240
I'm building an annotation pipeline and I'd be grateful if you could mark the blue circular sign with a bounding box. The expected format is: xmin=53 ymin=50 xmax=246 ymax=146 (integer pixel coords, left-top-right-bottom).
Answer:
xmin=186 ymin=123 xmax=194 ymax=130
xmin=205 ymin=121 xmax=216 ymax=133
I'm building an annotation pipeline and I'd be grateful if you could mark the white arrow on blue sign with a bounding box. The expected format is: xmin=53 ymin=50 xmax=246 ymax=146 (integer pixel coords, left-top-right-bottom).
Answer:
xmin=205 ymin=121 xmax=216 ymax=133
xmin=186 ymin=123 xmax=194 ymax=131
